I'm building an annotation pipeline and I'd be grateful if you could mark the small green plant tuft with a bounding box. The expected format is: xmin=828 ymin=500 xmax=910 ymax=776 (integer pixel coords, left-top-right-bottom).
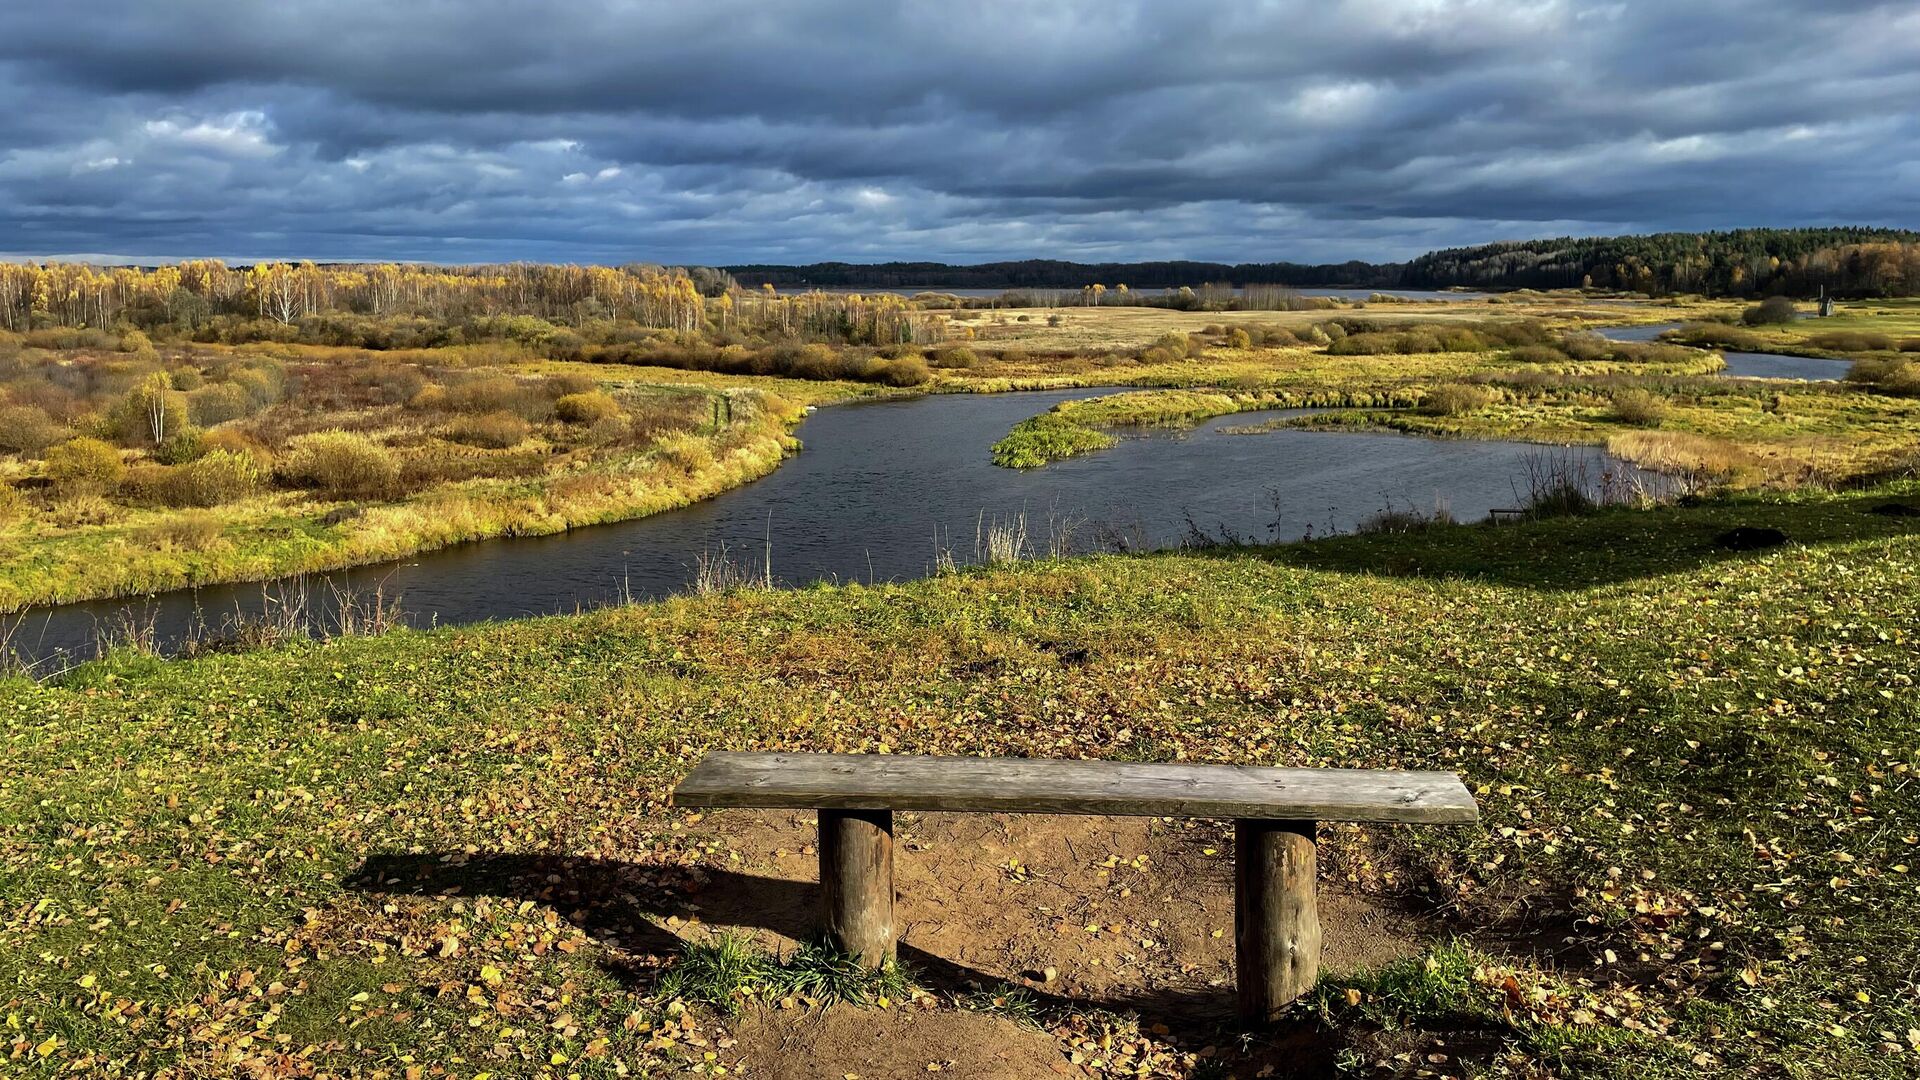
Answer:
xmin=655 ymin=935 xmax=909 ymax=1016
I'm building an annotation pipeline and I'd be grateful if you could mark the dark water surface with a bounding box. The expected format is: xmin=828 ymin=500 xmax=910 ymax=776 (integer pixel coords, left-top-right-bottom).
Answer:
xmin=1595 ymin=323 xmax=1850 ymax=381
xmin=10 ymin=388 xmax=1621 ymax=663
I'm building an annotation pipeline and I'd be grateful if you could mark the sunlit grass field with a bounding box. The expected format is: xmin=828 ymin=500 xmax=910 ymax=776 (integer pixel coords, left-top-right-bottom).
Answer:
xmin=6 ymin=483 xmax=1919 ymax=1077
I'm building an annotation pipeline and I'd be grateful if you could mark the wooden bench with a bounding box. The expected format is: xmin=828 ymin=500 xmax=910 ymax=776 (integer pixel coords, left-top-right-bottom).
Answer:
xmin=672 ymin=752 xmax=1478 ymax=1022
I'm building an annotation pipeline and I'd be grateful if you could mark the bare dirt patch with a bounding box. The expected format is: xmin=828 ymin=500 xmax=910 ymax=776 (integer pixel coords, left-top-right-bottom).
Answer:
xmin=730 ymin=1004 xmax=1066 ymax=1079
xmin=676 ymin=810 xmax=1431 ymax=1025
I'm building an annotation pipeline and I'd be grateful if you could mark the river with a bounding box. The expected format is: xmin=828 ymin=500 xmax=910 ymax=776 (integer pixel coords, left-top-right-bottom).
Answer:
xmin=8 ymin=389 xmax=1625 ymax=664
xmin=1594 ymin=323 xmax=1850 ymax=381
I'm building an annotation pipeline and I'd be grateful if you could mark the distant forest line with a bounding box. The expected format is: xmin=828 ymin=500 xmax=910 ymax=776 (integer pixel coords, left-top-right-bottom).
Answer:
xmin=729 ymin=227 xmax=1920 ymax=298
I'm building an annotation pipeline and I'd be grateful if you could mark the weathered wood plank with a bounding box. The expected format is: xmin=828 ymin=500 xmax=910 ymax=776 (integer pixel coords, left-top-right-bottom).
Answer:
xmin=1235 ymin=819 xmax=1321 ymax=1021
xmin=818 ymin=809 xmax=895 ymax=967
xmin=673 ymin=752 xmax=1477 ymax=824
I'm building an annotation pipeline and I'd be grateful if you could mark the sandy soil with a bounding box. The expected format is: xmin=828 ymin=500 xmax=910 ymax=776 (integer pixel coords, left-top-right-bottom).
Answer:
xmin=670 ymin=810 xmax=1437 ymax=1075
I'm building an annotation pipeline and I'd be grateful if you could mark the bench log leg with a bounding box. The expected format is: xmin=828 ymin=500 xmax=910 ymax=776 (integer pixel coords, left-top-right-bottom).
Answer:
xmin=1234 ymin=818 xmax=1321 ymax=1023
xmin=818 ymin=808 xmax=895 ymax=967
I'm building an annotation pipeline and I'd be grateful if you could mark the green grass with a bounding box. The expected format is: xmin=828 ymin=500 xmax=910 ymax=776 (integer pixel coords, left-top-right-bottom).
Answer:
xmin=990 ymin=387 xmax=1417 ymax=468
xmin=5 ymin=483 xmax=1920 ymax=1075
xmin=655 ymin=935 xmax=910 ymax=1015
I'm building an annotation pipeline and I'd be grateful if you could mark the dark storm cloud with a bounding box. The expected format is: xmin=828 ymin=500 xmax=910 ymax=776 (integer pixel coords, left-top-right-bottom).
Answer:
xmin=1 ymin=0 xmax=1915 ymax=263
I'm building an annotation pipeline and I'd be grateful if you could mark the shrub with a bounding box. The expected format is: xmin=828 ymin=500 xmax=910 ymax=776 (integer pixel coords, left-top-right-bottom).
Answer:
xmin=877 ymin=354 xmax=932 ymax=386
xmin=0 ymin=404 xmax=65 ymax=453
xmin=545 ymin=371 xmax=598 ymax=397
xmin=1421 ymin=384 xmax=1494 ymax=416
xmin=930 ymin=347 xmax=977 ymax=369
xmin=44 ymin=437 xmax=125 ymax=494
xmin=1225 ymin=327 xmax=1252 ymax=349
xmin=444 ymin=410 xmax=530 ymax=449
xmin=119 ymin=329 xmax=157 ymax=358
xmin=555 ymin=390 xmax=621 ymax=424
xmin=586 ymin=415 xmax=632 ymax=445
xmin=1327 ymin=332 xmax=1401 ymax=355
xmin=187 ymin=382 xmax=253 ymax=425
xmin=447 ymin=376 xmax=549 ymax=419
xmin=155 ymin=429 xmax=207 ymax=465
xmin=1742 ymin=296 xmax=1799 ymax=325
xmin=108 ymin=374 xmax=191 ymax=447
xmin=280 ymin=431 xmax=399 ymax=499
xmin=1848 ymin=357 xmax=1920 ymax=397
xmin=201 ymin=428 xmax=274 ymax=470
xmin=119 ymin=463 xmax=174 ymax=504
xmin=1150 ymin=331 xmax=1199 ymax=357
xmin=1610 ymin=388 xmax=1668 ymax=424
xmin=229 ymin=366 xmax=284 ymax=407
xmin=162 ymin=449 xmax=260 ymax=507
xmin=1558 ymin=333 xmax=1610 ymax=362
xmin=367 ymin=364 xmax=429 ymax=405
xmin=5 ymin=381 xmax=82 ymax=424
xmin=1507 ymin=344 xmax=1569 ymax=365
xmin=1808 ymin=331 xmax=1894 ymax=352
xmin=24 ymin=327 xmax=116 ymax=351
xmin=538 ymin=328 xmax=588 ymax=362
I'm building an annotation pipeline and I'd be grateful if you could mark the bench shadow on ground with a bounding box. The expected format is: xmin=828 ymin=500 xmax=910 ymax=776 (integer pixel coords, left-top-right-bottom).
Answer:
xmin=1178 ymin=492 xmax=1920 ymax=592
xmin=349 ymin=850 xmax=1237 ymax=1027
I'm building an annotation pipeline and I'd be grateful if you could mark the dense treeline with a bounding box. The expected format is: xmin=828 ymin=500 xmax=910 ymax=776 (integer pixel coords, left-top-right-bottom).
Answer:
xmin=0 ymin=261 xmax=946 ymax=352
xmin=0 ymin=262 xmax=732 ymax=332
xmin=733 ymin=228 xmax=1920 ymax=298
xmin=1400 ymin=228 xmax=1920 ymax=296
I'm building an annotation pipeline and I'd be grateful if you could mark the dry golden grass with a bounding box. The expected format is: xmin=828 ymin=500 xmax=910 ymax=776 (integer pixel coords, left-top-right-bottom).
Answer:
xmin=0 ymin=344 xmax=847 ymax=610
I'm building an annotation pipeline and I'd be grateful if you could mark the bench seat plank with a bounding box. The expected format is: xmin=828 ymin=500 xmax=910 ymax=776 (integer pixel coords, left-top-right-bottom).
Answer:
xmin=673 ymin=752 xmax=1477 ymax=824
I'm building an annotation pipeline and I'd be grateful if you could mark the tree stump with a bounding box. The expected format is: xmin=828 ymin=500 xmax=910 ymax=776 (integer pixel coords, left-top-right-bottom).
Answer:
xmin=1234 ymin=818 xmax=1321 ymax=1022
xmin=818 ymin=808 xmax=895 ymax=967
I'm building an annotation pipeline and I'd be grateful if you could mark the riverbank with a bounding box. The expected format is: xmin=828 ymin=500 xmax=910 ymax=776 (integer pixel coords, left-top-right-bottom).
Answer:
xmin=0 ymin=385 xmax=824 ymax=613
xmin=975 ymin=317 xmax=1920 ymax=483
xmin=6 ymin=295 xmax=1915 ymax=614
xmin=8 ymin=482 xmax=1919 ymax=1077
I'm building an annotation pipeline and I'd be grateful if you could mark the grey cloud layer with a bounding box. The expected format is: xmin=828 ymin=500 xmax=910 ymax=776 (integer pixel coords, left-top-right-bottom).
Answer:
xmin=1 ymin=0 xmax=1915 ymax=263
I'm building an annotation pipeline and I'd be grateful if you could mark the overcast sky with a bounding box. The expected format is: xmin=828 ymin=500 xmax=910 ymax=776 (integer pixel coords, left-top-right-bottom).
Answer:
xmin=2 ymin=0 xmax=1916 ymax=265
